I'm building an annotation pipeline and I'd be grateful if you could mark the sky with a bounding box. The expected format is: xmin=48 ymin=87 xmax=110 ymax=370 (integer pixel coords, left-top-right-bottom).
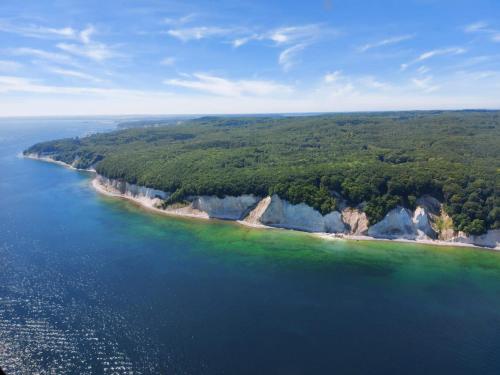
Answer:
xmin=0 ymin=0 xmax=499 ymax=116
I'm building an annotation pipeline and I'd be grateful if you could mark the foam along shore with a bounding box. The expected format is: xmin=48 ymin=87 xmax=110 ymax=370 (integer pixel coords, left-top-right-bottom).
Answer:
xmin=25 ymin=154 xmax=500 ymax=250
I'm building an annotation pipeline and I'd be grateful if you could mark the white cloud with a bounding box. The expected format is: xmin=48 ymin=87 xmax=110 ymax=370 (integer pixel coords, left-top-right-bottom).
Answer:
xmin=417 ymin=47 xmax=466 ymax=61
xmin=163 ymin=13 xmax=198 ymax=26
xmin=167 ymin=27 xmax=232 ymax=41
xmin=279 ymin=44 xmax=306 ymax=71
xmin=232 ymin=24 xmax=330 ymax=70
xmin=232 ymin=24 xmax=326 ymax=48
xmin=464 ymin=21 xmax=500 ymax=43
xmin=417 ymin=65 xmax=430 ymax=74
xmin=48 ymin=68 xmax=102 ymax=82
xmin=166 ymin=23 xmax=330 ymax=71
xmin=232 ymin=34 xmax=259 ymax=48
xmin=164 ymin=73 xmax=292 ymax=97
xmin=79 ymin=25 xmax=95 ymax=44
xmin=269 ymin=24 xmax=323 ymax=45
xmin=411 ymin=76 xmax=439 ymax=92
xmin=0 ymin=20 xmax=76 ymax=39
xmin=11 ymin=47 xmax=75 ymax=65
xmin=324 ymin=71 xmax=342 ymax=83
xmin=358 ymin=34 xmax=414 ymax=52
xmin=2 ymin=71 xmax=500 ymax=116
xmin=464 ymin=21 xmax=490 ymax=33
xmin=160 ymin=57 xmax=176 ymax=66
xmin=57 ymin=42 xmax=115 ymax=61
xmin=359 ymin=76 xmax=389 ymax=90
xmin=0 ymin=75 xmax=150 ymax=96
xmin=0 ymin=60 xmax=22 ymax=72
xmin=52 ymin=24 xmax=116 ymax=62
xmin=401 ymin=47 xmax=466 ymax=70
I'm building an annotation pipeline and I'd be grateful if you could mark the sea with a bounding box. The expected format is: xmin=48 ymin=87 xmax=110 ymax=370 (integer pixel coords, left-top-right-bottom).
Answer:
xmin=1 ymin=118 xmax=500 ymax=374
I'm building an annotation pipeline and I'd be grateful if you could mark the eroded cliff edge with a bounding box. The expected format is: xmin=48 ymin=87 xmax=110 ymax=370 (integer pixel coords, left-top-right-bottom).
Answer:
xmin=92 ymin=173 xmax=499 ymax=250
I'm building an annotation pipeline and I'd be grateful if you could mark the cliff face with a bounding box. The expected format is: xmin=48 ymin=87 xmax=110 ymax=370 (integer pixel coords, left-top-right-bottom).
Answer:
xmin=449 ymin=229 xmax=500 ymax=249
xmin=191 ymin=195 xmax=260 ymax=220
xmin=341 ymin=208 xmax=369 ymax=235
xmin=258 ymin=195 xmax=346 ymax=233
xmin=97 ymin=175 xmax=169 ymax=204
xmin=368 ymin=207 xmax=418 ymax=240
xmin=90 ymin=175 xmax=500 ymax=249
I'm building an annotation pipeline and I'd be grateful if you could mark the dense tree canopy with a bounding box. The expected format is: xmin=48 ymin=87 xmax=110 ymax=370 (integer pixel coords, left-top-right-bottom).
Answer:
xmin=25 ymin=111 xmax=500 ymax=234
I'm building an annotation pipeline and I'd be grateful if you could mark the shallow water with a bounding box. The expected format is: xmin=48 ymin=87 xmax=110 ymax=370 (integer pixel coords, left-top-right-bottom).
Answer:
xmin=1 ymin=118 xmax=500 ymax=374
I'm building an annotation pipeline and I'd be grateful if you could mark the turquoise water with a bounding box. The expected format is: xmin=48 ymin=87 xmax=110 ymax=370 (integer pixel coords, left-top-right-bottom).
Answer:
xmin=1 ymin=119 xmax=500 ymax=374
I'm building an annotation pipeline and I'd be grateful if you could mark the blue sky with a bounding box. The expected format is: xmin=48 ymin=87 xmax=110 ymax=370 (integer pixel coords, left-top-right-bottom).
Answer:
xmin=0 ymin=0 xmax=499 ymax=116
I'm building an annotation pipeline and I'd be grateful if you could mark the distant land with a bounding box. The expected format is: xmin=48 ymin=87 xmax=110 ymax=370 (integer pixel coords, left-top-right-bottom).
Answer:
xmin=25 ymin=110 xmax=500 ymax=249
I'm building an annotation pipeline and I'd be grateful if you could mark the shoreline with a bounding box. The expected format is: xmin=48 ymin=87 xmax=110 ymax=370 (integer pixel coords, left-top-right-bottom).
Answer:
xmin=91 ymin=176 xmax=493 ymax=251
xmin=24 ymin=153 xmax=96 ymax=172
xmin=25 ymin=154 xmax=498 ymax=251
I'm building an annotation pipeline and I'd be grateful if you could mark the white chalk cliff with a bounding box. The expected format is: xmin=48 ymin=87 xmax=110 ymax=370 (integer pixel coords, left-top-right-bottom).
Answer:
xmin=191 ymin=195 xmax=260 ymax=220
xmin=256 ymin=195 xmax=346 ymax=233
xmin=368 ymin=207 xmax=418 ymax=240
xmin=64 ymin=171 xmax=500 ymax=250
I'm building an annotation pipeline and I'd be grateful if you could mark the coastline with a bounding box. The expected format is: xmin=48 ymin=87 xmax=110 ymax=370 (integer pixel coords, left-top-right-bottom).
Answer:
xmin=91 ymin=174 xmax=494 ymax=251
xmin=26 ymin=154 xmax=499 ymax=251
xmin=24 ymin=153 xmax=96 ymax=172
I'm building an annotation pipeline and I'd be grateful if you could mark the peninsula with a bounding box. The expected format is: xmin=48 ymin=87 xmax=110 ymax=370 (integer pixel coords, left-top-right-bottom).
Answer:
xmin=25 ymin=111 xmax=500 ymax=249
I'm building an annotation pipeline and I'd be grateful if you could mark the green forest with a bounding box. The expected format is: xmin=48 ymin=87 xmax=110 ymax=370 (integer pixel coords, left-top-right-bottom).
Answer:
xmin=25 ymin=111 xmax=500 ymax=235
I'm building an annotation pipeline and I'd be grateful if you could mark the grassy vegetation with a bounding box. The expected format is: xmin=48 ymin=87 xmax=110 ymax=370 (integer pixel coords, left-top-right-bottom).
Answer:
xmin=25 ymin=111 xmax=500 ymax=235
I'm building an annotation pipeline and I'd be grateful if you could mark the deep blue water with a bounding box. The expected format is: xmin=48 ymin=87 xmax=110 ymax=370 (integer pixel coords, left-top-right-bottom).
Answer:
xmin=1 ymin=118 xmax=500 ymax=374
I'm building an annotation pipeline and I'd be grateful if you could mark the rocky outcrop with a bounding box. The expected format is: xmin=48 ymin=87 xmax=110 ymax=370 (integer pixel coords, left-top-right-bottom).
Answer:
xmin=368 ymin=207 xmax=417 ymax=240
xmin=258 ymin=195 xmax=346 ymax=233
xmin=446 ymin=230 xmax=500 ymax=249
xmin=412 ymin=207 xmax=437 ymax=239
xmin=243 ymin=197 xmax=272 ymax=226
xmin=96 ymin=175 xmax=169 ymax=204
xmin=341 ymin=208 xmax=369 ymax=235
xmin=191 ymin=195 xmax=260 ymax=220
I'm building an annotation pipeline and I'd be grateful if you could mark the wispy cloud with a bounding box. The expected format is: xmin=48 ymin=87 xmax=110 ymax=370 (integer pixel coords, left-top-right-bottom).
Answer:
xmin=0 ymin=60 xmax=23 ymax=72
xmin=417 ymin=65 xmax=430 ymax=74
xmin=167 ymin=26 xmax=233 ymax=41
xmin=321 ymin=71 xmax=356 ymax=96
xmin=47 ymin=67 xmax=102 ymax=82
xmin=401 ymin=47 xmax=466 ymax=70
xmin=358 ymin=34 xmax=414 ymax=52
xmin=324 ymin=71 xmax=342 ymax=83
xmin=464 ymin=21 xmax=500 ymax=43
xmin=234 ymin=24 xmax=332 ymax=71
xmin=0 ymin=75 xmax=149 ymax=96
xmin=417 ymin=47 xmax=466 ymax=61
xmin=358 ymin=76 xmax=389 ymax=90
xmin=163 ymin=13 xmax=198 ymax=26
xmin=56 ymin=42 xmax=115 ymax=61
xmin=11 ymin=47 xmax=76 ymax=65
xmin=160 ymin=57 xmax=176 ymax=66
xmin=79 ymin=25 xmax=95 ymax=44
xmin=231 ymin=24 xmax=326 ymax=48
xmin=55 ymin=25 xmax=116 ymax=62
xmin=411 ymin=76 xmax=439 ymax=92
xmin=164 ymin=73 xmax=292 ymax=97
xmin=465 ymin=21 xmax=490 ymax=33
xmin=279 ymin=44 xmax=306 ymax=71
xmin=0 ymin=19 xmax=76 ymax=39
xmin=0 ymin=20 xmax=97 ymax=44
